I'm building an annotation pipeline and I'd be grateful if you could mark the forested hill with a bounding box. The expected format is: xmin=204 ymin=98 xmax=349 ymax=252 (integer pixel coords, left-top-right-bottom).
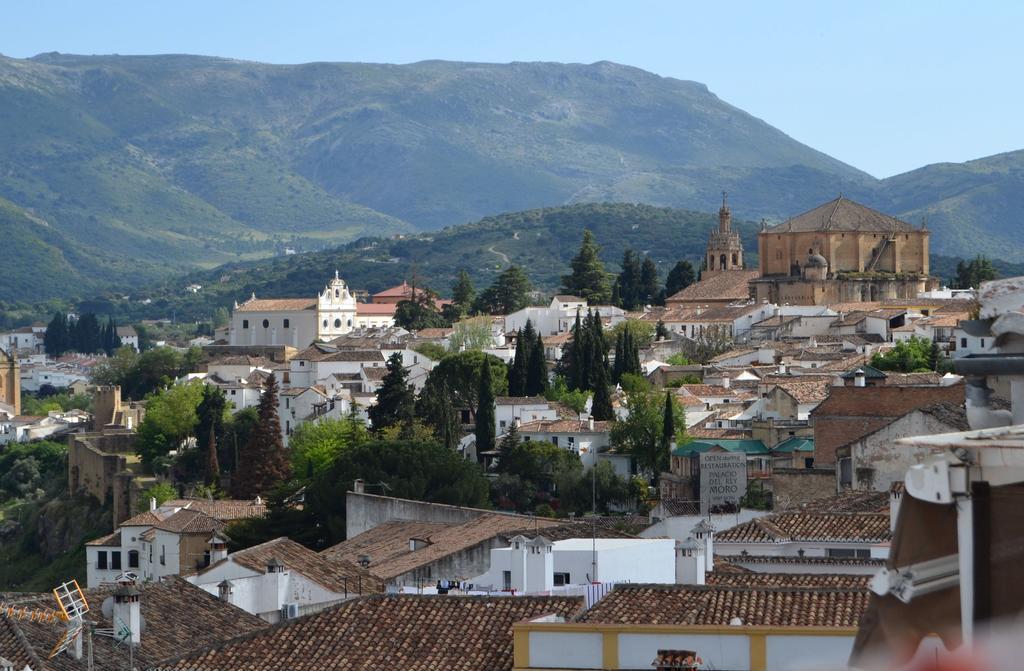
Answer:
xmin=126 ymin=203 xmax=760 ymax=321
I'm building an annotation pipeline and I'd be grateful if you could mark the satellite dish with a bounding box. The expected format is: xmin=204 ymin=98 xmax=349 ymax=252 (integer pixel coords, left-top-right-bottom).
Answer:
xmin=101 ymin=597 xmax=113 ymax=619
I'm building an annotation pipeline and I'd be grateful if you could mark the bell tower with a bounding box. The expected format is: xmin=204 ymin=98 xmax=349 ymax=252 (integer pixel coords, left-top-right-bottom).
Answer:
xmin=316 ymin=271 xmax=358 ymax=341
xmin=705 ymin=192 xmax=744 ymax=276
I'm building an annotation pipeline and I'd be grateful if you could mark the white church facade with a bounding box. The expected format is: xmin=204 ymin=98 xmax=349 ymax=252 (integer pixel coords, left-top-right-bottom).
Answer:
xmin=228 ymin=273 xmax=396 ymax=348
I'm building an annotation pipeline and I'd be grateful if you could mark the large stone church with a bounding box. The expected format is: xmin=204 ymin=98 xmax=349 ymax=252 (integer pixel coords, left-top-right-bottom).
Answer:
xmin=0 ymin=346 xmax=19 ymax=416
xmin=228 ymin=273 xmax=396 ymax=348
xmin=750 ymin=196 xmax=937 ymax=305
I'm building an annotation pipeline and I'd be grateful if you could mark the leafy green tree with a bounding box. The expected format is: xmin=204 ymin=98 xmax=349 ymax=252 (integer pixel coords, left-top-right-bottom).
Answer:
xmin=212 ymin=307 xmax=231 ymax=328
xmin=412 ymin=342 xmax=448 ymax=362
xmin=639 ymin=257 xmax=660 ymax=306
xmin=307 ymin=439 xmax=491 ymax=544
xmin=526 ymin=330 xmax=547 ymax=396
xmin=475 ymin=355 xmax=497 ymax=454
xmin=544 ymin=376 xmax=590 ymax=415
xmin=233 ymin=373 xmax=291 ymax=498
xmin=448 ymin=316 xmax=494 ymax=352
xmin=475 ymin=265 xmax=533 ymax=315
xmin=562 ymin=230 xmax=611 ymax=303
xmin=417 ymin=350 xmax=508 ymax=424
xmin=666 ymin=353 xmax=693 ymax=366
xmin=138 ymin=482 xmax=176 ymax=510
xmin=870 ymin=336 xmax=936 ymax=373
xmin=615 ymin=249 xmax=642 ymax=310
xmin=610 ymin=380 xmax=686 ymax=480
xmin=665 ymin=260 xmax=697 ymax=298
xmin=135 ymin=380 xmax=205 ymax=468
xmin=44 ymin=312 xmax=69 ymax=356
xmin=369 ymin=353 xmax=415 ymax=431
xmin=289 ymin=415 xmax=371 ymax=477
xmin=393 ymin=287 xmax=448 ymax=330
xmin=954 ymin=255 xmax=998 ymax=289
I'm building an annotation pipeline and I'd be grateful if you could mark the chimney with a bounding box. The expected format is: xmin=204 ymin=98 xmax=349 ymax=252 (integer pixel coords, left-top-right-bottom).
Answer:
xmin=720 ymin=375 xmax=730 ymax=389
xmin=854 ymin=369 xmax=866 ymax=387
xmin=112 ymin=583 xmax=143 ymax=645
xmin=217 ymin=579 xmax=233 ymax=603
xmin=889 ymin=485 xmax=903 ymax=533
xmin=149 ymin=497 xmax=157 ymax=512
xmin=509 ymin=535 xmax=529 ymax=592
xmin=353 ymin=478 xmax=365 ymax=494
xmin=263 ymin=558 xmax=288 ymax=615
xmin=778 ymin=362 xmax=787 ymax=375
xmin=690 ymin=520 xmax=715 ymax=572
xmin=674 ymin=538 xmax=706 ymax=585
xmin=524 ymin=536 xmax=554 ymax=593
xmin=588 ymin=417 xmax=594 ymax=431
xmin=209 ymin=533 xmax=229 ymax=564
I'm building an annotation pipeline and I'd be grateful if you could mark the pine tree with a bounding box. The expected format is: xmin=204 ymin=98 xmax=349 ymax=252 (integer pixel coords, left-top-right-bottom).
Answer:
xmin=496 ymin=422 xmax=521 ymax=472
xmin=369 ymin=353 xmax=415 ymax=431
xmin=508 ymin=329 xmax=527 ymax=396
xmin=475 ymin=355 xmax=496 ymax=454
xmin=452 ymin=270 xmax=476 ymax=314
xmin=616 ymin=249 xmax=641 ymax=310
xmin=526 ymin=330 xmax=547 ymax=396
xmin=639 ymin=257 xmax=660 ymax=306
xmin=567 ymin=311 xmax=585 ymax=391
xmin=561 ymin=230 xmax=611 ymax=304
xmin=44 ymin=312 xmax=68 ymax=357
xmin=661 ymin=390 xmax=675 ymax=455
xmin=234 ymin=373 xmax=290 ymax=498
xmin=665 ymin=260 xmax=697 ymax=298
xmin=590 ymin=357 xmax=614 ymax=421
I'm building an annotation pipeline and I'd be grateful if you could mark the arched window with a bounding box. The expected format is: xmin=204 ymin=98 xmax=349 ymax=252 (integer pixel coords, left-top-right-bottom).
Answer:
xmin=732 ymin=253 xmax=738 ymax=266
xmin=335 ymin=289 xmax=339 ymax=298
xmin=262 ymin=319 xmax=269 ymax=329
xmin=322 ymin=319 xmax=328 ymax=328
xmin=347 ymin=319 xmax=352 ymax=327
xmin=334 ymin=318 xmax=341 ymax=328
xmin=128 ymin=550 xmax=139 ymax=569
xmin=720 ymin=254 xmax=727 ymax=269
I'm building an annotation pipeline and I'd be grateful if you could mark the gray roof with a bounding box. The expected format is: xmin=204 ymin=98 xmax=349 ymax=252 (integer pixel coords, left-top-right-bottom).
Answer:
xmin=767 ymin=197 xmax=918 ymax=234
xmin=956 ymin=319 xmax=992 ymax=338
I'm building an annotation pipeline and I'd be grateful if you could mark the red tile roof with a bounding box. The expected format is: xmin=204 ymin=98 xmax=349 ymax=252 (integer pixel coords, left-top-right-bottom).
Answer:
xmin=152 ymin=594 xmax=584 ymax=671
xmin=665 ymin=271 xmax=759 ymax=304
xmin=235 ymin=298 xmax=317 ymax=312
xmin=715 ymin=512 xmax=891 ymax=544
xmin=705 ymin=572 xmax=871 ymax=589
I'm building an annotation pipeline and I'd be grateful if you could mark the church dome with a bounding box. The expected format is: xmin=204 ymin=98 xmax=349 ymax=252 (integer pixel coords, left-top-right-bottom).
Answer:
xmin=807 ymin=253 xmax=828 ymax=268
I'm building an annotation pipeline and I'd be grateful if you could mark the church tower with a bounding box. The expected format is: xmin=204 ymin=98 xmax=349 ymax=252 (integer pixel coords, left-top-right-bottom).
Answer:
xmin=317 ymin=271 xmax=358 ymax=341
xmin=705 ymin=192 xmax=744 ymax=276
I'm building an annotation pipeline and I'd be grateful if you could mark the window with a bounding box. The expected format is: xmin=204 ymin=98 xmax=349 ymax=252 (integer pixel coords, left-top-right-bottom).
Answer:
xmin=111 ymin=551 xmax=122 ymax=570
xmin=961 ymin=338 xmax=968 ymax=348
xmin=981 ymin=339 xmax=985 ymax=348
xmin=567 ymin=436 xmax=575 ymax=448
xmin=97 ymin=551 xmax=108 ymax=570
xmin=335 ymin=289 xmax=340 ymax=298
xmin=551 ymin=436 xmax=559 ymax=447
xmin=503 ymin=571 xmax=512 ymax=590
xmin=334 ymin=318 xmax=341 ymax=328
xmin=160 ymin=545 xmax=166 ymax=566
xmin=283 ymin=319 xmax=290 ymax=329
xmin=262 ymin=319 xmax=269 ymax=328
xmin=499 ymin=420 xmax=507 ymax=429
xmin=827 ymin=548 xmax=871 ymax=559
xmin=230 ymin=390 xmax=236 ymax=395
xmin=347 ymin=319 xmax=352 ymax=327
xmin=553 ymin=572 xmax=571 ymax=587
xmin=129 ymin=550 xmax=139 ymax=568
xmin=804 ymin=457 xmax=814 ymax=468
xmin=323 ymin=319 xmax=328 ymax=328
xmin=300 ymin=361 xmax=305 ymax=366
xmin=242 ymin=319 xmax=249 ymax=329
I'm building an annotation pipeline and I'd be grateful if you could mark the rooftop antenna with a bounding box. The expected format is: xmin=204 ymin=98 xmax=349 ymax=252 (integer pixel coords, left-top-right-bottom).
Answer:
xmin=0 ymin=579 xmax=90 ymax=660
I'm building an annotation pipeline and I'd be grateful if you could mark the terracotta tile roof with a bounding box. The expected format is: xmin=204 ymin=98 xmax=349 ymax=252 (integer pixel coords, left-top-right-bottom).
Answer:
xmin=412 ymin=327 xmax=453 ymax=338
xmin=791 ymin=490 xmax=889 ymax=514
xmin=827 ymin=301 xmax=882 ymax=314
xmin=360 ymin=366 xmax=389 ymax=380
xmin=321 ymin=515 xmax=564 ymax=580
xmin=918 ymin=401 xmax=970 ymax=431
xmin=517 ymin=419 xmax=612 ymax=434
xmin=715 ymin=512 xmax=891 ymax=544
xmin=686 ymin=427 xmax=750 ymax=439
xmin=812 ymin=385 xmax=963 ymax=420
xmin=665 ymin=271 xmax=759 ymax=304
xmin=235 ymin=298 xmax=317 ymax=312
xmin=9 ymin=577 xmax=266 ymax=671
xmin=709 ymin=348 xmax=758 ymax=363
xmin=767 ymin=197 xmax=916 ymax=234
xmin=554 ymin=295 xmax=585 ymax=302
xmin=294 ymin=344 xmax=386 ymax=362
xmin=120 ymin=509 xmax=164 ymax=527
xmin=716 ymin=553 xmax=886 ymax=568
xmin=202 ymin=537 xmax=384 ymax=595
xmin=163 ymin=499 xmax=267 ymax=522
xmin=86 ymin=530 xmax=123 ymax=547
xmin=705 ymin=572 xmax=871 ymax=589
xmin=153 ymin=509 xmax=225 ymax=535
xmin=0 ymin=618 xmax=41 ymax=671
xmin=762 ymin=376 xmax=834 ymax=403
xmin=578 ymin=583 xmax=868 ymax=627
xmin=884 ymin=371 xmax=945 ymax=386
xmin=153 ymin=594 xmax=584 ymax=671
xmin=356 ymin=302 xmax=398 ymax=316
xmin=654 ymin=499 xmax=701 ymax=517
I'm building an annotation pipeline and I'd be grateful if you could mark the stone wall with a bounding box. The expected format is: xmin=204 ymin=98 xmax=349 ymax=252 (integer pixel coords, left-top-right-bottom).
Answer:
xmin=771 ymin=468 xmax=836 ymax=510
xmin=68 ymin=431 xmax=140 ymax=526
xmin=346 ymin=491 xmax=528 ymax=539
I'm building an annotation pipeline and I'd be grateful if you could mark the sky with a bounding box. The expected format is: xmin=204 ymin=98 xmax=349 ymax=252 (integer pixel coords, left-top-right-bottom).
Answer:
xmin=2 ymin=1 xmax=1021 ymax=178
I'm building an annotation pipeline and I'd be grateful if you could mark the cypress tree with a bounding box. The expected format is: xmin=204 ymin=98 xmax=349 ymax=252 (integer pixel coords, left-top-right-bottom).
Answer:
xmin=369 ymin=353 xmax=415 ymax=431
xmin=508 ymin=328 xmax=527 ymax=396
xmin=661 ymin=390 xmax=676 ymax=455
xmin=587 ymin=311 xmax=607 ymax=392
xmin=590 ymin=357 xmax=614 ymax=421
xmin=639 ymin=257 xmax=660 ymax=306
xmin=612 ymin=330 xmax=624 ymax=383
xmin=234 ymin=373 xmax=290 ymax=498
xmin=567 ymin=311 xmax=585 ymax=391
xmin=44 ymin=312 xmax=68 ymax=356
xmin=435 ymin=380 xmax=461 ymax=450
xmin=561 ymin=230 xmax=611 ymax=304
xmin=616 ymin=249 xmax=641 ymax=310
xmin=526 ymin=331 xmax=547 ymax=396
xmin=197 ymin=385 xmax=226 ymax=486
xmin=476 ymin=356 xmax=496 ymax=454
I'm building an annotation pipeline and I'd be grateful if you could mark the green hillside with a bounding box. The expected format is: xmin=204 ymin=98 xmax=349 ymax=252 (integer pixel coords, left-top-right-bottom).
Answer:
xmin=129 ymin=203 xmax=761 ymax=321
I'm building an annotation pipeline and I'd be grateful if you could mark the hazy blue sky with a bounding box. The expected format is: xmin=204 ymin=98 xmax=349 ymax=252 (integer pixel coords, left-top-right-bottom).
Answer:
xmin=3 ymin=1 xmax=1021 ymax=178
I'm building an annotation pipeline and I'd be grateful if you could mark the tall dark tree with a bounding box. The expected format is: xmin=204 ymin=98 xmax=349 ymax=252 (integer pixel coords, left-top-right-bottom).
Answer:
xmin=590 ymin=355 xmax=614 ymax=421
xmin=475 ymin=355 xmax=497 ymax=454
xmin=102 ymin=316 xmax=121 ymax=356
xmin=475 ymin=265 xmax=532 ymax=315
xmin=197 ymin=385 xmax=226 ymax=486
xmin=561 ymin=230 xmax=611 ymax=304
xmin=615 ymin=249 xmax=642 ymax=310
xmin=954 ymin=255 xmax=998 ymax=289
xmin=612 ymin=330 xmax=625 ymax=384
xmin=44 ymin=312 xmax=69 ymax=356
xmin=566 ymin=311 xmax=585 ymax=391
xmin=665 ymin=260 xmax=697 ymax=298
xmin=72 ymin=313 xmax=103 ymax=353
xmin=526 ymin=331 xmax=548 ymax=396
xmin=639 ymin=257 xmax=660 ymax=306
xmin=234 ymin=373 xmax=290 ymax=498
xmin=393 ymin=287 xmax=448 ymax=330
xmin=509 ymin=321 xmax=534 ymax=397
xmin=661 ymin=390 xmax=676 ymax=456
xmin=452 ymin=270 xmax=476 ymax=314
xmin=586 ymin=311 xmax=608 ymax=392
xmin=369 ymin=353 xmax=415 ymax=431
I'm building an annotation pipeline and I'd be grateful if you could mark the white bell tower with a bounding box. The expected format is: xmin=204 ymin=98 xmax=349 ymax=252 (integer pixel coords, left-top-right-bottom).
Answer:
xmin=317 ymin=271 xmax=358 ymax=340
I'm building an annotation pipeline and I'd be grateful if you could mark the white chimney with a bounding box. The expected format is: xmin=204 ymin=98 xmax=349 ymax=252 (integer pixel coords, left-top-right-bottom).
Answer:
xmin=674 ymin=538 xmax=706 ymax=585
xmin=209 ymin=533 xmax=229 ymax=564
xmin=691 ymin=519 xmax=715 ymax=572
xmin=854 ymin=369 xmax=866 ymax=387
xmin=112 ymin=584 xmax=142 ymax=645
xmin=588 ymin=417 xmax=594 ymax=431
xmin=509 ymin=535 xmax=529 ymax=593
xmin=261 ymin=558 xmax=289 ymax=615
xmin=353 ymin=479 xmax=365 ymax=494
xmin=525 ymin=536 xmax=554 ymax=593
xmin=778 ymin=362 xmax=787 ymax=375
xmin=149 ymin=497 xmax=157 ymax=512
xmin=218 ymin=579 xmax=233 ymax=603
xmin=720 ymin=375 xmax=730 ymax=389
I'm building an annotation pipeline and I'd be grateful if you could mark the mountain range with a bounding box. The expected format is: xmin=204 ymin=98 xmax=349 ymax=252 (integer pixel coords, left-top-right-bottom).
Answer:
xmin=0 ymin=53 xmax=1021 ymax=305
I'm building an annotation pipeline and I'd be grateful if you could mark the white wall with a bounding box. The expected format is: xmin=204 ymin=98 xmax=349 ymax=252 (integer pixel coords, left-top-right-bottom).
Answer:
xmin=191 ymin=562 xmax=344 ymax=623
xmin=641 ymin=509 xmax=771 ymax=542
